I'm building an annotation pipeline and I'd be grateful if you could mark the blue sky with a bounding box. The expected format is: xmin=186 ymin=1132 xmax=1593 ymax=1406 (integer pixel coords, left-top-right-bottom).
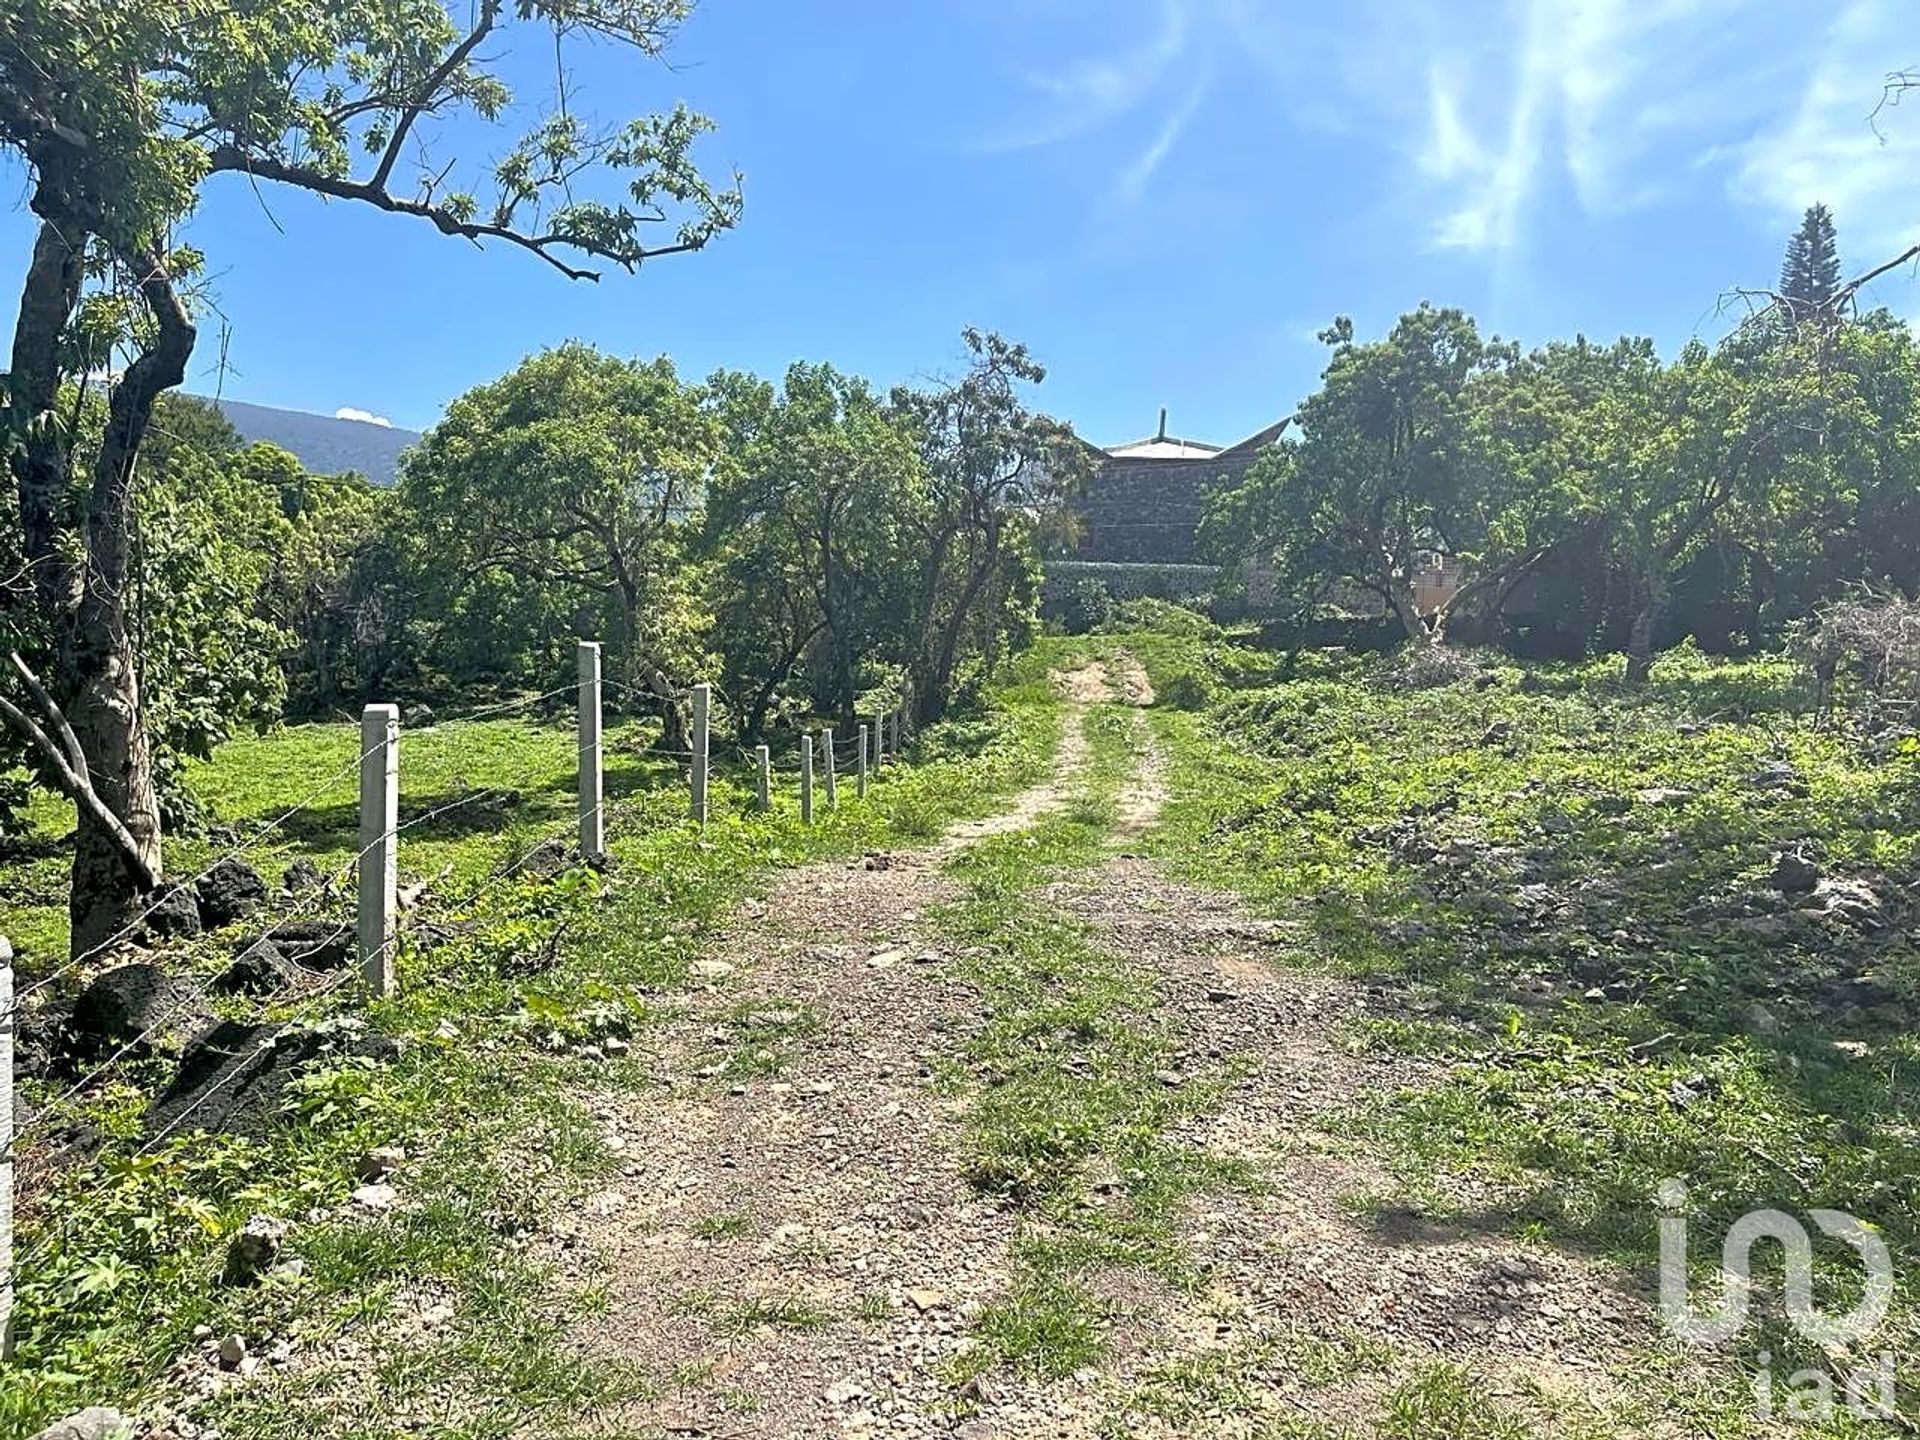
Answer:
xmin=5 ymin=0 xmax=1919 ymax=446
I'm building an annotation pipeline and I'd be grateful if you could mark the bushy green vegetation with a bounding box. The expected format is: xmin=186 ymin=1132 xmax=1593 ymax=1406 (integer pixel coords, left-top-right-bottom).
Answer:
xmin=1202 ymin=282 xmax=1920 ymax=681
xmin=1115 ymin=605 xmax=1919 ymax=1430
xmin=0 ymin=668 xmax=1064 ymax=1437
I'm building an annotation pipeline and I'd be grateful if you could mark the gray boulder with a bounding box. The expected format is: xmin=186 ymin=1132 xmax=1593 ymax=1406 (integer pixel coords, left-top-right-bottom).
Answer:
xmin=214 ymin=939 xmax=300 ymax=996
xmin=1770 ymin=851 xmax=1821 ymax=894
xmin=63 ymin=963 xmax=209 ymax=1068
xmin=30 ymin=1408 xmax=137 ymax=1440
xmin=222 ymin=1213 xmax=289 ymax=1285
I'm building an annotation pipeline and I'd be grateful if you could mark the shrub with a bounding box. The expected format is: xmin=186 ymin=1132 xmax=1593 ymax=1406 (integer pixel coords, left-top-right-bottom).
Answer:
xmin=1059 ymin=578 xmax=1116 ymax=636
xmin=1158 ymin=668 xmax=1217 ymax=711
xmin=1099 ymin=597 xmax=1218 ymax=638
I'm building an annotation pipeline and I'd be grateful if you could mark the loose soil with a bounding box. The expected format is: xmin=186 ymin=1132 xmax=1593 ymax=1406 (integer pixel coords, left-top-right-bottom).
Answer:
xmin=556 ymin=657 xmax=1664 ymax=1438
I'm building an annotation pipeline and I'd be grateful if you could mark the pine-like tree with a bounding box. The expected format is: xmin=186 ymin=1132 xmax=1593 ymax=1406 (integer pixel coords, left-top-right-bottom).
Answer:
xmin=1779 ymin=203 xmax=1842 ymax=314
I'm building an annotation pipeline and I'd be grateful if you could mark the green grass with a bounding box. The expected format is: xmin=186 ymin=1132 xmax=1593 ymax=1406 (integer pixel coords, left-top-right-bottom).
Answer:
xmin=0 ymin=665 xmax=1067 ymax=1438
xmin=1108 ymin=614 xmax=1920 ymax=1434
xmin=927 ymin=691 xmax=1248 ymax=1387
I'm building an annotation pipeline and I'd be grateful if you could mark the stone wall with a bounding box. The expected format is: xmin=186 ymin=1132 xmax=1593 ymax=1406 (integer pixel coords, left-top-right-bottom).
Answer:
xmin=1074 ymin=451 xmax=1262 ymax=564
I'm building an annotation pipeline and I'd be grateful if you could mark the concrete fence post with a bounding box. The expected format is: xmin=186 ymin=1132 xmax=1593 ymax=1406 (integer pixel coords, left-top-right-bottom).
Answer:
xmin=1 ymin=935 xmax=13 ymax=1360
xmin=800 ymin=735 xmax=815 ymax=824
xmin=856 ymin=724 xmax=869 ymax=800
xmin=577 ymin=641 xmax=605 ymax=861
xmin=358 ymin=704 xmax=400 ymax=996
xmin=872 ymin=713 xmax=885 ymax=771
xmin=822 ymin=726 xmax=837 ymax=809
xmin=690 ymin=682 xmax=711 ymax=825
xmin=755 ymin=744 xmax=772 ymax=812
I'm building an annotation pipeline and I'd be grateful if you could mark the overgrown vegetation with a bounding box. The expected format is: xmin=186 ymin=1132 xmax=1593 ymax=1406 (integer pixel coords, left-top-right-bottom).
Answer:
xmin=0 ymin=674 xmax=1062 ymax=1436
xmin=1116 ymin=603 xmax=1919 ymax=1432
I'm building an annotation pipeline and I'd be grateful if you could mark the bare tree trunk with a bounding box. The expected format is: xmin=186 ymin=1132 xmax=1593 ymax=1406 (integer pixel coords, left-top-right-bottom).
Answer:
xmin=921 ymin=529 xmax=1000 ymax=723
xmin=1382 ymin=573 xmax=1438 ymax=648
xmin=1624 ymin=570 xmax=1667 ymax=686
xmin=7 ymin=229 xmax=192 ymax=955
xmin=63 ymin=247 xmax=194 ymax=952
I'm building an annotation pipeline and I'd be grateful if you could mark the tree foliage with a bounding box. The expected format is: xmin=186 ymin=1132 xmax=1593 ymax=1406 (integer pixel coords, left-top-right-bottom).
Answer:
xmin=1205 ymin=281 xmax=1920 ymax=680
xmin=1 ymin=0 xmax=737 ymax=952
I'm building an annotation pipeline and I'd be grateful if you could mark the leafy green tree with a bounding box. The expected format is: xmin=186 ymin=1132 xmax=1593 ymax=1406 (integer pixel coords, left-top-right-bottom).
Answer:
xmin=1205 ymin=306 xmax=1551 ymax=647
xmin=0 ymin=0 xmax=737 ymax=952
xmin=705 ymin=363 xmax=928 ymax=738
xmin=257 ymin=464 xmax=396 ymax=717
xmin=396 ymin=345 xmax=719 ymax=746
xmin=889 ymin=330 xmax=1086 ymax=720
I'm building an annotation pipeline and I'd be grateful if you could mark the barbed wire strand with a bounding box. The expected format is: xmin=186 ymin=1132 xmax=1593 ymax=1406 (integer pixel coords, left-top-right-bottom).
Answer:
xmin=15 ymin=727 xmax=399 ymax=1002
xmin=445 ymin=684 xmax=579 ymax=725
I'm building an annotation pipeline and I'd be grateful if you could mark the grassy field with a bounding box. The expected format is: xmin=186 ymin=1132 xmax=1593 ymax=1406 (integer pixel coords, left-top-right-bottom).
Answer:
xmin=1112 ymin=604 xmax=1920 ymax=1433
xmin=0 ymin=661 xmax=1067 ymax=1438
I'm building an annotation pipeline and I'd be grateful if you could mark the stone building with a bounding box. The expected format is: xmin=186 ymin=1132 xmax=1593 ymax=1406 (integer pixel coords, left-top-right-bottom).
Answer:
xmin=1072 ymin=410 xmax=1288 ymax=565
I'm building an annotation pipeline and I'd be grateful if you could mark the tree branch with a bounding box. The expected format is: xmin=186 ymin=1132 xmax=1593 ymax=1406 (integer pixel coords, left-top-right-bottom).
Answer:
xmin=369 ymin=0 xmax=502 ymax=193
xmin=206 ymin=146 xmax=701 ymax=281
xmin=0 ymin=655 xmax=159 ymax=889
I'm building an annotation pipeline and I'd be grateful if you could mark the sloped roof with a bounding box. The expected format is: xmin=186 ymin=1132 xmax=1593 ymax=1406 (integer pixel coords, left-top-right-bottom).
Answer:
xmin=1101 ymin=418 xmax=1288 ymax=462
xmin=1105 ymin=436 xmax=1225 ymax=460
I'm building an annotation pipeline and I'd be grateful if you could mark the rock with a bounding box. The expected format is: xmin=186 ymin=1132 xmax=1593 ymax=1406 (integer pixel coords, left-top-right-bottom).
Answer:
xmin=358 ymin=1145 xmax=406 ymax=1182
xmin=689 ymin=960 xmax=736 ymax=981
xmin=62 ymin=963 xmax=210 ymax=1068
xmin=213 ymin=939 xmax=300 ymax=996
xmin=351 ymin=1183 xmax=398 ymax=1211
xmin=906 ymin=1288 xmax=947 ymax=1312
xmin=242 ymin=919 xmax=352 ymax=972
xmin=863 ymin=852 xmax=894 ymax=871
xmin=283 ymin=857 xmax=325 ymax=894
xmin=824 ymin=1380 xmax=866 ymax=1405
xmin=30 ymin=1408 xmax=139 ymax=1440
xmin=1771 ymin=851 xmax=1821 ymax=894
xmin=142 ymin=885 xmax=203 ymax=941
xmin=1479 ymin=720 xmax=1513 ymax=746
xmin=518 ymin=837 xmax=572 ymax=880
xmin=1746 ymin=1004 xmax=1782 ymax=1038
xmin=194 ymin=857 xmax=268 ymax=928
xmin=1811 ymin=877 xmax=1884 ymax=930
xmin=146 ymin=1017 xmax=400 ymax=1140
xmin=1153 ymin=1069 xmax=1185 ymax=1087
xmin=409 ymin=703 xmax=436 ymax=729
xmin=217 ymin=1333 xmax=247 ymax=1369
xmin=222 ymin=1215 xmax=288 ymax=1285
xmin=867 ymin=948 xmax=905 ymax=969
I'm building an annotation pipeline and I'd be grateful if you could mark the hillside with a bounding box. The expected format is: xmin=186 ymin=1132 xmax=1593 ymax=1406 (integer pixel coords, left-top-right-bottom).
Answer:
xmin=206 ymin=397 xmax=422 ymax=485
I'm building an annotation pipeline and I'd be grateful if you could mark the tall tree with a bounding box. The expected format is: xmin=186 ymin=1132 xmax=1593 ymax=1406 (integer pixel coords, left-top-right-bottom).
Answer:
xmin=705 ymin=363 xmax=928 ymax=739
xmin=1203 ymin=306 xmax=1550 ymax=648
xmin=396 ymin=345 xmax=719 ymax=748
xmin=0 ymin=0 xmax=738 ymax=953
xmin=889 ymin=330 xmax=1085 ymax=722
xmin=1779 ymin=204 xmax=1842 ymax=321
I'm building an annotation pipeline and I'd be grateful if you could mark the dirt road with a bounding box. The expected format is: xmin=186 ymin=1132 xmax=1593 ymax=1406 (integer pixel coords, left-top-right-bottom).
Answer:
xmin=553 ymin=657 xmax=1648 ymax=1438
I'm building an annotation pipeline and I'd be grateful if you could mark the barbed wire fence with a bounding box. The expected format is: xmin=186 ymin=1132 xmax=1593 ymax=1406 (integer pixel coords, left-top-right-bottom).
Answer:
xmin=0 ymin=639 xmax=921 ymax=1355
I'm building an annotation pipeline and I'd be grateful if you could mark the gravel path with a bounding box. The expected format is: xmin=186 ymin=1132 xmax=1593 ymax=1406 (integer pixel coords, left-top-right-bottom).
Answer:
xmin=553 ymin=659 xmax=1660 ymax=1438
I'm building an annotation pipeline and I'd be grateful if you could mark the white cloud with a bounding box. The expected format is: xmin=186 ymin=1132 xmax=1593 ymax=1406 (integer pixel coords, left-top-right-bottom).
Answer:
xmin=335 ymin=406 xmax=393 ymax=428
xmin=1734 ymin=0 xmax=1920 ymax=264
xmin=1115 ymin=73 xmax=1210 ymax=206
xmin=990 ymin=0 xmax=1196 ymax=152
